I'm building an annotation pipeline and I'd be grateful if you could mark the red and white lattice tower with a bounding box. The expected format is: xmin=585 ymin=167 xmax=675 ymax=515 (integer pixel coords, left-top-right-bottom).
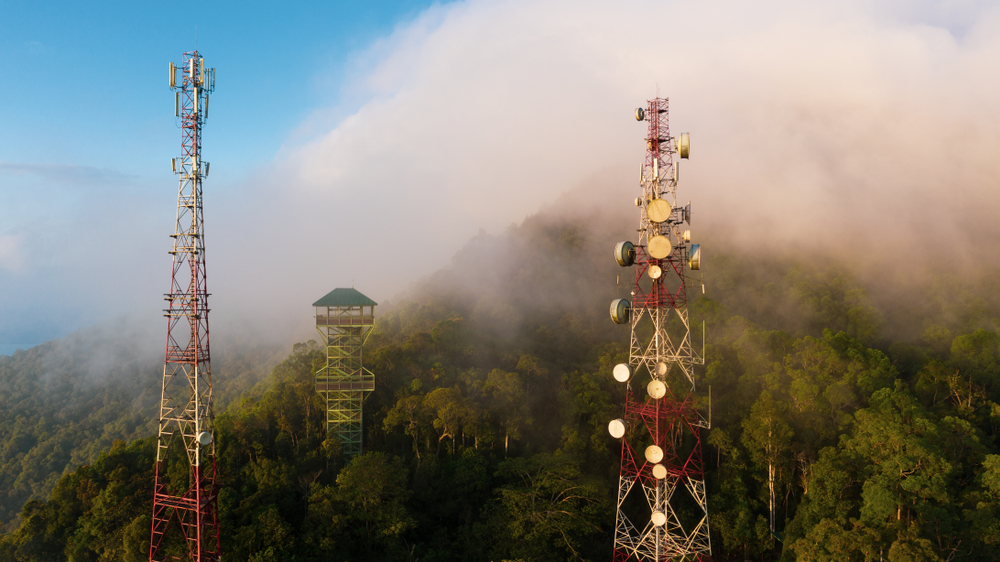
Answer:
xmin=149 ymin=51 xmax=219 ymax=562
xmin=608 ymin=98 xmax=711 ymax=562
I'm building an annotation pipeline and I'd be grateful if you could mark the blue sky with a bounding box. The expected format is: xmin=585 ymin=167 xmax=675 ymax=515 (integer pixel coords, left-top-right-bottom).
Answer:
xmin=0 ymin=1 xmax=445 ymax=346
xmin=2 ymin=0 xmax=1000 ymax=351
xmin=0 ymin=1 xmax=443 ymax=184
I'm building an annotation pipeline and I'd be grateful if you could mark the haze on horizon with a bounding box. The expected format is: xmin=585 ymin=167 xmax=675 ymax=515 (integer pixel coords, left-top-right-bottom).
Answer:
xmin=1 ymin=0 xmax=999 ymax=351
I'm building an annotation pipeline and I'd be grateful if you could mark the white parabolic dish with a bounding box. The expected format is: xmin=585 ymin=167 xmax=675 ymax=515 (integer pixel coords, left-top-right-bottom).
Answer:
xmin=647 ymin=199 xmax=672 ymax=223
xmin=613 ymin=363 xmax=631 ymax=383
xmin=645 ymin=445 xmax=664 ymax=463
xmin=651 ymin=511 xmax=667 ymax=527
xmin=647 ymin=380 xmax=666 ymax=400
xmin=648 ymin=235 xmax=672 ymax=259
xmin=608 ymin=419 xmax=626 ymax=439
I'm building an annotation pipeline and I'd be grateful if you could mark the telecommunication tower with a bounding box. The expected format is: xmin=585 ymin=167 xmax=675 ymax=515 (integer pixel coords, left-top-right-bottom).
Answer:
xmin=149 ymin=51 xmax=220 ymax=562
xmin=314 ymin=288 xmax=377 ymax=457
xmin=607 ymin=98 xmax=711 ymax=561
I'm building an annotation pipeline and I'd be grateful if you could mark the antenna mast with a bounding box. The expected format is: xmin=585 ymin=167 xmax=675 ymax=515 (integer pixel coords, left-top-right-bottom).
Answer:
xmin=150 ymin=51 xmax=220 ymax=562
xmin=608 ymin=97 xmax=711 ymax=561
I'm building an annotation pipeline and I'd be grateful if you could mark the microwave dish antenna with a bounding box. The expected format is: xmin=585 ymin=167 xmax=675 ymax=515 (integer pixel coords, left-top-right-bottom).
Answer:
xmin=646 ymin=198 xmax=672 ymax=223
xmin=613 ymin=363 xmax=632 ymax=383
xmin=608 ymin=419 xmax=627 ymax=439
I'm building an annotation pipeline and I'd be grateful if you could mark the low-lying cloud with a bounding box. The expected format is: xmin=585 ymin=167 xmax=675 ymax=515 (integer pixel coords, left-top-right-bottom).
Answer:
xmin=0 ymin=233 xmax=24 ymax=273
xmin=218 ymin=0 xmax=1000 ymax=319
xmin=6 ymin=0 xmax=1000 ymax=347
xmin=0 ymin=161 xmax=136 ymax=186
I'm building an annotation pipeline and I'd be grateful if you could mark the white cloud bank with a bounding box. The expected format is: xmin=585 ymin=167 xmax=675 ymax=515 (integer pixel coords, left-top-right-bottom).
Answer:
xmin=7 ymin=0 xmax=1000 ymax=345
xmin=208 ymin=0 xmax=1000 ymax=330
xmin=0 ymin=233 xmax=23 ymax=273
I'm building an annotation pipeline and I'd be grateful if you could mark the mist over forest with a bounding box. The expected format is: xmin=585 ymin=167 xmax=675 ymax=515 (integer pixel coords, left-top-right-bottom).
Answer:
xmin=7 ymin=1 xmax=1000 ymax=349
xmin=2 ymin=2 xmax=1000 ymax=561
xmin=3 ymin=175 xmax=1000 ymax=560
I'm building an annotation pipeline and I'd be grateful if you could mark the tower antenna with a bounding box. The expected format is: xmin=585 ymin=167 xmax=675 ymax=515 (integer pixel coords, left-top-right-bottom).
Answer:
xmin=608 ymin=97 xmax=711 ymax=561
xmin=150 ymin=51 xmax=220 ymax=562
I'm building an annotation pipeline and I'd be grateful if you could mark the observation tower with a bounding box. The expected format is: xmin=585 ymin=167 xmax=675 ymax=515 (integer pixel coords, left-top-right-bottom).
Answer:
xmin=149 ymin=52 xmax=220 ymax=562
xmin=314 ymin=288 xmax=377 ymax=457
xmin=608 ymin=97 xmax=711 ymax=561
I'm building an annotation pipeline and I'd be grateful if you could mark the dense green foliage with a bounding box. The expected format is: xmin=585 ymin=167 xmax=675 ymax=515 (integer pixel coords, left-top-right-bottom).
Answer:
xmin=0 ymin=327 xmax=284 ymax=531
xmin=3 ymin=199 xmax=1000 ymax=560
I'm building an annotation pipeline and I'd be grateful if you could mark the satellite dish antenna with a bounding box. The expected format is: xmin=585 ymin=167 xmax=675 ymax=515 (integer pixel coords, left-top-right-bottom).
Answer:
xmin=647 ymin=380 xmax=666 ymax=399
xmin=682 ymin=230 xmax=691 ymax=243
xmin=610 ymin=299 xmax=631 ymax=324
xmin=651 ymin=511 xmax=667 ymax=527
xmin=614 ymin=241 xmax=636 ymax=267
xmin=645 ymin=445 xmax=664 ymax=463
xmin=678 ymin=132 xmax=690 ymax=158
xmin=656 ymin=361 xmax=668 ymax=376
xmin=635 ymin=107 xmax=645 ymax=121
xmin=608 ymin=419 xmax=626 ymax=439
xmin=647 ymin=199 xmax=672 ymax=223
xmin=648 ymin=265 xmax=662 ymax=279
xmin=197 ymin=431 xmax=213 ymax=446
xmin=613 ymin=363 xmax=631 ymax=382
xmin=648 ymin=236 xmax=672 ymax=259
xmin=689 ymin=244 xmax=701 ymax=270
xmin=652 ymin=463 xmax=667 ymax=479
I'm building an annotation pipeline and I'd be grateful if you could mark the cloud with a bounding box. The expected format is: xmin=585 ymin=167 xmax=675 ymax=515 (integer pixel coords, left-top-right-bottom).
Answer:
xmin=8 ymin=0 xmax=1000 ymax=346
xmin=0 ymin=162 xmax=136 ymax=186
xmin=210 ymin=0 xmax=1000 ymax=325
xmin=0 ymin=233 xmax=24 ymax=272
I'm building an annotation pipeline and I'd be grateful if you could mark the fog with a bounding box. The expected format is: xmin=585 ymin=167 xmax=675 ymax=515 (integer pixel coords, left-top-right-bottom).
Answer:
xmin=216 ymin=0 xmax=1000 ymax=338
xmin=3 ymin=0 xmax=1000 ymax=351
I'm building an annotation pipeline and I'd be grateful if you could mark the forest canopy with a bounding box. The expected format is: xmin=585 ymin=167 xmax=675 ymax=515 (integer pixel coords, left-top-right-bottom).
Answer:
xmin=2 ymin=197 xmax=1000 ymax=561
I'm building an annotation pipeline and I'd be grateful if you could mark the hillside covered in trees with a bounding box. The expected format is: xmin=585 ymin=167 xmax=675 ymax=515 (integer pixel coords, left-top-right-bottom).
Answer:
xmin=0 ymin=322 xmax=286 ymax=531
xmin=3 ymin=192 xmax=1000 ymax=561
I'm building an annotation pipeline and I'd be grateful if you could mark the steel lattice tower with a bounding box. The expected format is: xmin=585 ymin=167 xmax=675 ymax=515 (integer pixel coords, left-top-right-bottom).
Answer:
xmin=149 ymin=51 xmax=219 ymax=562
xmin=314 ymin=288 xmax=377 ymax=457
xmin=608 ymin=97 xmax=711 ymax=562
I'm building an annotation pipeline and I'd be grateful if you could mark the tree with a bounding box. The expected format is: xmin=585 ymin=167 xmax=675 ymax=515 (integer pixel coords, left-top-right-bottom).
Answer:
xmin=423 ymin=387 xmax=473 ymax=455
xmin=384 ymin=394 xmax=431 ymax=460
xmin=742 ymin=391 xmax=794 ymax=535
xmin=490 ymin=454 xmax=606 ymax=562
xmin=333 ymin=452 xmax=413 ymax=558
xmin=484 ymin=369 xmax=529 ymax=457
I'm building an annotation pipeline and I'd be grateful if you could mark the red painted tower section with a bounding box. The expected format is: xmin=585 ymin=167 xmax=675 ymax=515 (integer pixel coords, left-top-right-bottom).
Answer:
xmin=609 ymin=98 xmax=711 ymax=561
xmin=149 ymin=51 xmax=219 ymax=562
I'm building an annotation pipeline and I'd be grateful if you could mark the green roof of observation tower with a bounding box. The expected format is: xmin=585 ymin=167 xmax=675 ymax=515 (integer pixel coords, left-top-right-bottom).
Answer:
xmin=313 ymin=288 xmax=378 ymax=307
